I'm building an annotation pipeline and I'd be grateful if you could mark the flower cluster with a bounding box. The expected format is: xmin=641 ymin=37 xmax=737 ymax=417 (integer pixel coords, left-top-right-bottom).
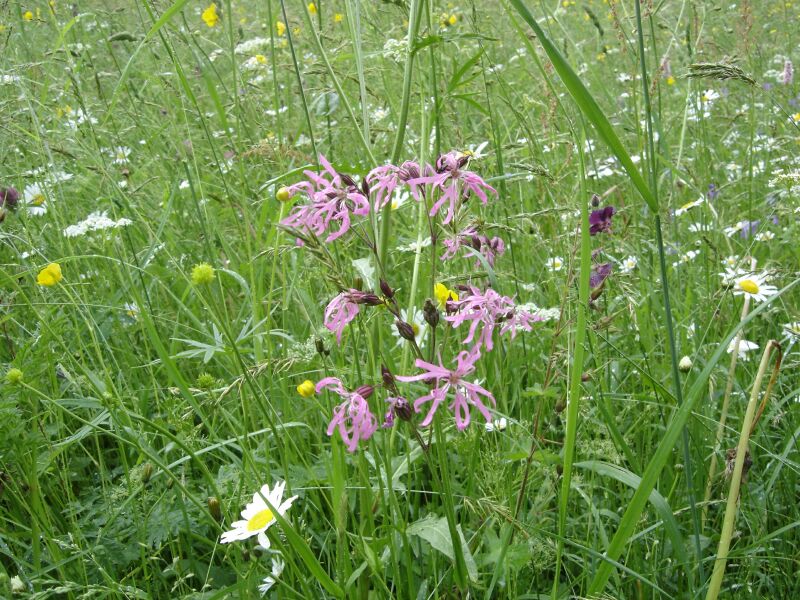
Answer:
xmin=285 ymin=152 xmax=530 ymax=451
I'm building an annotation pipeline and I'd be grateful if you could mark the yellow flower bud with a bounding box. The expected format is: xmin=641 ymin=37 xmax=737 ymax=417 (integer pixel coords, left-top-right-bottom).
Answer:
xmin=297 ymin=380 xmax=316 ymax=398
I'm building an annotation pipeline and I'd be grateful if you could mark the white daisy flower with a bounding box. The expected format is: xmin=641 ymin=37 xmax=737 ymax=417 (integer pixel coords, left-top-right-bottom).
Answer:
xmin=546 ymin=256 xmax=564 ymax=272
xmin=391 ymin=188 xmax=410 ymax=210
xmin=110 ymin=146 xmax=131 ymax=165
xmin=674 ymin=196 xmax=705 ymax=216
xmin=754 ymin=231 xmax=775 ymax=241
xmin=732 ymin=272 xmax=778 ymax=303
xmin=721 ymin=255 xmax=740 ymax=269
xmin=258 ymin=556 xmax=285 ymax=594
xmin=485 ymin=417 xmax=508 ymax=433
xmin=22 ymin=182 xmax=49 ymax=216
xmin=700 ymin=89 xmax=720 ymax=103
xmin=620 ymin=255 xmax=638 ymax=274
xmin=782 ymin=322 xmax=800 ymax=343
xmin=727 ymin=339 xmax=758 ymax=361
xmin=719 ymin=267 xmax=748 ymax=285
xmin=220 ymin=481 xmax=297 ymax=549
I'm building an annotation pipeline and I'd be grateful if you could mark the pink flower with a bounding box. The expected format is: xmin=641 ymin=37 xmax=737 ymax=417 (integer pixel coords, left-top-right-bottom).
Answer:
xmin=397 ymin=349 xmax=495 ymax=430
xmin=280 ymin=155 xmax=370 ymax=242
xmin=324 ymin=289 xmax=382 ymax=344
xmin=441 ymin=225 xmax=506 ymax=267
xmin=444 ymin=286 xmax=538 ymax=352
xmin=408 ymin=151 xmax=496 ymax=224
xmin=316 ymin=377 xmax=378 ymax=452
xmin=364 ymin=161 xmax=419 ymax=209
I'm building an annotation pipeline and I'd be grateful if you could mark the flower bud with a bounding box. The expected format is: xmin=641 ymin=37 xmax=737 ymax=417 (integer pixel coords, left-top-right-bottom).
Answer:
xmin=140 ymin=462 xmax=153 ymax=484
xmin=0 ymin=187 xmax=19 ymax=209
xmin=4 ymin=368 xmax=23 ymax=385
xmin=315 ymin=337 xmax=326 ymax=355
xmin=208 ymin=496 xmax=222 ymax=522
xmin=591 ymin=193 xmax=601 ymax=207
xmin=392 ymin=397 xmax=413 ymax=421
xmin=423 ymin=299 xmax=439 ymax=328
xmin=395 ymin=320 xmax=416 ymax=341
xmin=360 ymin=293 xmax=383 ymax=306
xmin=679 ymin=356 xmax=693 ymax=372
xmin=297 ymin=380 xmax=316 ymax=398
xmin=356 ymin=384 xmax=375 ymax=399
xmin=381 ymin=364 xmax=397 ymax=392
xmin=276 ymin=186 xmax=291 ymax=202
xmin=380 ymin=279 xmax=394 ymax=298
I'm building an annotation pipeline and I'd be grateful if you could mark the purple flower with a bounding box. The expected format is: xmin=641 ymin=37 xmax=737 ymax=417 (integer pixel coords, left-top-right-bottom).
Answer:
xmin=590 ymin=262 xmax=613 ymax=289
xmin=739 ymin=219 xmax=760 ymax=239
xmin=317 ymin=377 xmax=379 ymax=452
xmin=441 ymin=226 xmax=506 ymax=267
xmin=762 ymin=82 xmax=773 ymax=91
xmin=323 ymin=289 xmax=382 ymax=344
xmin=280 ymin=155 xmax=371 ymax=242
xmin=783 ymin=60 xmax=794 ymax=86
xmin=589 ymin=205 xmax=615 ymax=235
xmin=408 ymin=151 xmax=497 ymax=225
xmin=707 ymin=183 xmax=718 ymax=201
xmin=0 ymin=187 xmax=19 ymax=209
xmin=397 ymin=349 xmax=495 ymax=430
xmin=382 ymin=396 xmax=411 ymax=428
xmin=444 ymin=285 xmax=538 ymax=353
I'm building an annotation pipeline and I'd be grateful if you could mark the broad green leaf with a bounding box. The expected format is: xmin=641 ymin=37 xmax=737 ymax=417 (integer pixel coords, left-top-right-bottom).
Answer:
xmin=407 ymin=514 xmax=479 ymax=582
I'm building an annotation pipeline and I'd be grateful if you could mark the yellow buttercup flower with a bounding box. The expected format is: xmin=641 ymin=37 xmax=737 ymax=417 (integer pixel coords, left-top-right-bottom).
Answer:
xmin=23 ymin=10 xmax=34 ymax=21
xmin=334 ymin=13 xmax=344 ymax=22
xmin=666 ymin=75 xmax=675 ymax=85
xmin=297 ymin=380 xmax=316 ymax=398
xmin=201 ymin=3 xmax=219 ymax=27
xmin=37 ymin=263 xmax=63 ymax=287
xmin=307 ymin=2 xmax=317 ymax=15
xmin=276 ymin=20 xmax=286 ymax=36
xmin=434 ymin=283 xmax=458 ymax=308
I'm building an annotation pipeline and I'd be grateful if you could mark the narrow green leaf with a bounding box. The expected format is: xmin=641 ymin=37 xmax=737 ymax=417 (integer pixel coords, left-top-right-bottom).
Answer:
xmin=588 ymin=279 xmax=799 ymax=593
xmin=505 ymin=0 xmax=658 ymax=212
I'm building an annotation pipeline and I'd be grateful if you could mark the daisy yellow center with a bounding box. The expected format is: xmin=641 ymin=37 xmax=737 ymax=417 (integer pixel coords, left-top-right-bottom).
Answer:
xmin=247 ymin=508 xmax=274 ymax=531
xmin=32 ymin=194 xmax=45 ymax=206
xmin=679 ymin=201 xmax=694 ymax=210
xmin=738 ymin=279 xmax=759 ymax=294
xmin=411 ymin=322 xmax=420 ymax=335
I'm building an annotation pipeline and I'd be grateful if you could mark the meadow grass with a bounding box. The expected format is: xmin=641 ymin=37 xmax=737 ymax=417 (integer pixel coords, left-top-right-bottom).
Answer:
xmin=1 ymin=0 xmax=800 ymax=598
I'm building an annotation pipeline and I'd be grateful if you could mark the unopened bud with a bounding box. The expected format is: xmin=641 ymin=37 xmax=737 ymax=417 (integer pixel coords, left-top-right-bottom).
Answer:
xmin=208 ymin=496 xmax=222 ymax=522
xmin=380 ymin=279 xmax=394 ymax=298
xmin=395 ymin=320 xmax=416 ymax=341
xmin=591 ymin=193 xmax=601 ymax=207
xmin=141 ymin=462 xmax=153 ymax=484
xmin=679 ymin=356 xmax=693 ymax=372
xmin=360 ymin=293 xmax=383 ymax=306
xmin=393 ymin=397 xmax=413 ymax=421
xmin=353 ymin=276 xmax=363 ymax=291
xmin=315 ymin=338 xmax=326 ymax=355
xmin=356 ymin=385 xmax=375 ymax=399
xmin=276 ymin=186 xmax=291 ymax=202
xmin=423 ymin=299 xmax=439 ymax=328
xmin=381 ymin=364 xmax=396 ymax=391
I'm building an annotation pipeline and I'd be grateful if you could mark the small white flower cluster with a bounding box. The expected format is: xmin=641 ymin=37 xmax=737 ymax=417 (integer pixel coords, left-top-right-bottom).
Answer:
xmin=382 ymin=38 xmax=406 ymax=62
xmin=63 ymin=211 xmax=132 ymax=237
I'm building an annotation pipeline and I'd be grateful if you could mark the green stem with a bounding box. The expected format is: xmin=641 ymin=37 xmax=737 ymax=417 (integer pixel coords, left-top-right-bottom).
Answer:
xmin=705 ymin=341 xmax=777 ymax=600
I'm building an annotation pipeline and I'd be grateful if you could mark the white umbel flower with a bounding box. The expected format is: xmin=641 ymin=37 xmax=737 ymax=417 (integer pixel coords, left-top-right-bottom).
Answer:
xmin=220 ymin=481 xmax=297 ymax=549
